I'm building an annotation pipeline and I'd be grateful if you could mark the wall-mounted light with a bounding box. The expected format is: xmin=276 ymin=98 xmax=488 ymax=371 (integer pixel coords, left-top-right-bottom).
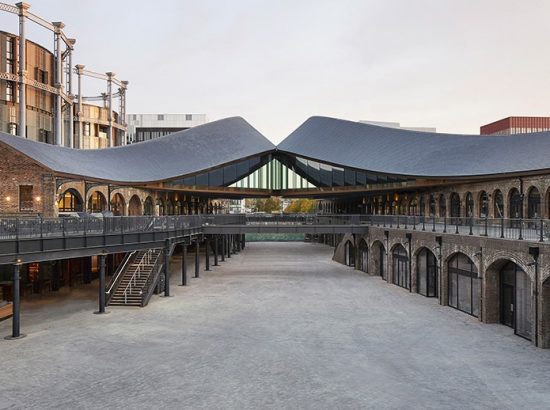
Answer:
xmin=5 ymin=196 xmax=11 ymax=202
xmin=35 ymin=196 xmax=41 ymax=202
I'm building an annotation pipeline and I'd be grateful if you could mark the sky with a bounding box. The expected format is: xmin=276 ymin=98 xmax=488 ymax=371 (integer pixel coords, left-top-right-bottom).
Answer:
xmin=2 ymin=0 xmax=550 ymax=143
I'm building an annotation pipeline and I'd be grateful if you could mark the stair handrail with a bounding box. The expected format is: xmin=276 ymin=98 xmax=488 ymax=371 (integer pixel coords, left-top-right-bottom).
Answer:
xmin=106 ymin=251 xmax=136 ymax=297
xmin=122 ymin=248 xmax=159 ymax=304
xmin=141 ymin=249 xmax=166 ymax=307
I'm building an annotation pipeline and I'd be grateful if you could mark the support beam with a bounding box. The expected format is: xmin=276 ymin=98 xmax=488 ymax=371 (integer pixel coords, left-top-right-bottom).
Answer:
xmin=94 ymin=253 xmax=107 ymax=314
xmin=75 ymin=64 xmax=85 ymax=149
xmin=5 ymin=261 xmax=25 ymax=339
xmin=16 ymin=2 xmax=30 ymax=138
xmin=53 ymin=22 xmax=65 ymax=146
xmin=179 ymin=243 xmax=187 ymax=286
xmin=195 ymin=240 xmax=200 ymax=278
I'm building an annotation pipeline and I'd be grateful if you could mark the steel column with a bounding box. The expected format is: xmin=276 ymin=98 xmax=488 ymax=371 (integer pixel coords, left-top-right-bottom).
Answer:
xmin=214 ymin=235 xmax=219 ymax=266
xmin=94 ymin=253 xmax=106 ymax=314
xmin=195 ymin=240 xmax=200 ymax=278
xmin=17 ymin=2 xmax=29 ymax=138
xmin=180 ymin=243 xmax=187 ymax=286
xmin=106 ymin=72 xmax=115 ymax=147
xmin=227 ymin=235 xmax=231 ymax=258
xmin=221 ymin=235 xmax=225 ymax=262
xmin=53 ymin=22 xmax=65 ymax=146
xmin=5 ymin=262 xmax=25 ymax=339
xmin=75 ymin=64 xmax=85 ymax=149
xmin=205 ymin=238 xmax=210 ymax=271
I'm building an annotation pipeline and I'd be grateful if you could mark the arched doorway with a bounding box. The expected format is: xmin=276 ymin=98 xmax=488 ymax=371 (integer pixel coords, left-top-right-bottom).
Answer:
xmin=392 ymin=244 xmax=409 ymax=289
xmin=465 ymin=192 xmax=474 ymax=218
xmin=417 ymin=248 xmax=437 ymax=297
xmin=111 ymin=193 xmax=125 ymax=216
xmin=494 ymin=189 xmax=504 ymax=218
xmin=447 ymin=253 xmax=480 ymax=317
xmin=439 ymin=194 xmax=446 ymax=217
xmin=58 ymin=189 xmax=83 ymax=212
xmin=450 ymin=193 xmax=461 ymax=218
xmin=143 ymin=196 xmax=154 ymax=216
xmin=371 ymin=241 xmax=386 ymax=278
xmin=128 ymin=195 xmax=142 ymax=216
xmin=479 ymin=191 xmax=489 ymax=218
xmin=408 ymin=197 xmax=418 ymax=216
xmin=344 ymin=241 xmax=355 ymax=267
xmin=429 ymin=194 xmax=436 ymax=217
xmin=527 ymin=187 xmax=541 ymax=219
xmin=166 ymin=199 xmax=175 ymax=215
xmin=157 ymin=198 xmax=165 ymax=216
xmin=509 ymin=188 xmax=522 ymax=219
xmin=358 ymin=239 xmax=368 ymax=273
xmin=88 ymin=191 xmax=107 ymax=213
xmin=500 ymin=261 xmax=532 ymax=340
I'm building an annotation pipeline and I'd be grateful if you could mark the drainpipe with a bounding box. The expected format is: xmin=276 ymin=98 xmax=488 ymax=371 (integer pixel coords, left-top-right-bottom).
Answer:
xmin=529 ymin=246 xmax=540 ymax=347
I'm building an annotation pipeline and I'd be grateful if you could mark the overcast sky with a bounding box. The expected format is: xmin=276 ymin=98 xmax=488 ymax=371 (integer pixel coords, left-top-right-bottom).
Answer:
xmin=2 ymin=0 xmax=550 ymax=143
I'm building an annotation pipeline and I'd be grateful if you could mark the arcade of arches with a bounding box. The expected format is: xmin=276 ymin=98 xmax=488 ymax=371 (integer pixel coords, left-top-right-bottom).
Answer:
xmin=330 ymin=229 xmax=550 ymax=348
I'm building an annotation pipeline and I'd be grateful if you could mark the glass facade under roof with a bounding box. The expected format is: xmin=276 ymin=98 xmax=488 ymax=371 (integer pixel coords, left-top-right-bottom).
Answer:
xmin=231 ymin=158 xmax=315 ymax=190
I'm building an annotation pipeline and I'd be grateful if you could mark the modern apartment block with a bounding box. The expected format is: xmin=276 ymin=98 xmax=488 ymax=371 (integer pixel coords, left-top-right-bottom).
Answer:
xmin=126 ymin=113 xmax=208 ymax=143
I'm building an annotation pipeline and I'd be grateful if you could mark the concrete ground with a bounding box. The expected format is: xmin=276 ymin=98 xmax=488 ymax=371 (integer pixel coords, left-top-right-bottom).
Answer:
xmin=1 ymin=242 xmax=550 ymax=410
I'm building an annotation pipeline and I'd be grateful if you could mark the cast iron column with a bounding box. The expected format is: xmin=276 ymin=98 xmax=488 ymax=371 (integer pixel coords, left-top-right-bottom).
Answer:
xmin=205 ymin=238 xmax=211 ymax=271
xmin=195 ymin=240 xmax=200 ymax=278
xmin=227 ymin=235 xmax=231 ymax=258
xmin=221 ymin=235 xmax=225 ymax=262
xmin=180 ymin=243 xmax=187 ymax=286
xmin=241 ymin=234 xmax=245 ymax=249
xmin=214 ymin=235 xmax=219 ymax=266
xmin=5 ymin=262 xmax=25 ymax=339
xmin=17 ymin=2 xmax=29 ymax=138
xmin=164 ymin=240 xmax=171 ymax=296
xmin=95 ymin=253 xmax=106 ymax=314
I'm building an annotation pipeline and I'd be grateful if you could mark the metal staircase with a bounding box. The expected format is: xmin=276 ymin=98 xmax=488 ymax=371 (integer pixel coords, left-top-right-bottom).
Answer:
xmin=107 ymin=248 xmax=164 ymax=307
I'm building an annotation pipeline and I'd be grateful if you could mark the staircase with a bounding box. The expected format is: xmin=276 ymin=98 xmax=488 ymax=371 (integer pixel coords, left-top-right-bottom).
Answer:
xmin=108 ymin=248 xmax=163 ymax=307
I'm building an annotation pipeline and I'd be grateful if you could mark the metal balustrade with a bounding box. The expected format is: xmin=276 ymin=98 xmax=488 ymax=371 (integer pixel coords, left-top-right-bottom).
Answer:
xmin=0 ymin=213 xmax=547 ymax=243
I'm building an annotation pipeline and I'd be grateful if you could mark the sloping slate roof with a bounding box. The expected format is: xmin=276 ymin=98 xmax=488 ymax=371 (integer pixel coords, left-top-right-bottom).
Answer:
xmin=277 ymin=116 xmax=550 ymax=177
xmin=0 ymin=117 xmax=276 ymax=183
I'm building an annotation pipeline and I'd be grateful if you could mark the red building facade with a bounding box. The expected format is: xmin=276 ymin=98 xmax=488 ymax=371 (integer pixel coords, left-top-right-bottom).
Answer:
xmin=481 ymin=116 xmax=550 ymax=135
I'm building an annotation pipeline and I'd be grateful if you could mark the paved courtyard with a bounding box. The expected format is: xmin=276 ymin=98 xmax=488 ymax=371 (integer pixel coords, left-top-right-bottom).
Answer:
xmin=1 ymin=242 xmax=550 ymax=409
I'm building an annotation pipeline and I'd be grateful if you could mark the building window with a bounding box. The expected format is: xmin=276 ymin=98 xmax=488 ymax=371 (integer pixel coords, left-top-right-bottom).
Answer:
xmin=448 ymin=253 xmax=480 ymax=317
xmin=6 ymin=37 xmax=14 ymax=73
xmin=83 ymin=122 xmax=91 ymax=137
xmin=8 ymin=122 xmax=17 ymax=136
xmin=157 ymin=114 xmax=164 ymax=121
xmin=6 ymin=81 xmax=14 ymax=102
xmin=35 ymin=68 xmax=48 ymax=84
xmin=185 ymin=114 xmax=192 ymax=121
xmin=19 ymin=185 xmax=33 ymax=212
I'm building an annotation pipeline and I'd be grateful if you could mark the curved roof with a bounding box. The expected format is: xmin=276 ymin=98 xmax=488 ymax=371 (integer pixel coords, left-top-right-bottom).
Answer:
xmin=0 ymin=117 xmax=276 ymax=183
xmin=277 ymin=116 xmax=550 ymax=178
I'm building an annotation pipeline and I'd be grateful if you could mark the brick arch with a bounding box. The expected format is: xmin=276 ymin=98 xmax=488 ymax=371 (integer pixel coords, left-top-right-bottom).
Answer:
xmin=443 ymin=251 xmax=480 ymax=274
xmin=485 ymin=252 xmax=533 ymax=283
xmin=110 ymin=192 xmax=126 ymax=216
xmin=492 ymin=188 xmax=505 ymax=218
xmin=369 ymin=240 xmax=386 ymax=278
xmin=128 ymin=194 xmax=142 ymax=216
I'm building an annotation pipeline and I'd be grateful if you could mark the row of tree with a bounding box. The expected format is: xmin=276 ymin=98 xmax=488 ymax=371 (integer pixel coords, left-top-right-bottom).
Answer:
xmin=245 ymin=197 xmax=317 ymax=214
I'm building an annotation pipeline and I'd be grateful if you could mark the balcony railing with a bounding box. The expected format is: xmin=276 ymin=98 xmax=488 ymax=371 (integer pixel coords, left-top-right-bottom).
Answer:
xmin=0 ymin=213 xmax=547 ymax=243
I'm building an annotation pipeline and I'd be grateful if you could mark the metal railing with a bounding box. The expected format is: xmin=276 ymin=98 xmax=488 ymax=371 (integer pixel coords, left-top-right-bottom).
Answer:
xmin=122 ymin=249 xmax=160 ymax=304
xmin=106 ymin=251 xmax=136 ymax=305
xmin=0 ymin=213 xmax=547 ymax=243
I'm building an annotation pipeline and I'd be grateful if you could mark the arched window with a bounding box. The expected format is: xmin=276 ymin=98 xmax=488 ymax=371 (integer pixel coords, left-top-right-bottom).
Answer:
xmin=408 ymin=197 xmax=418 ymax=216
xmin=479 ymin=191 xmax=489 ymax=218
xmin=500 ymin=261 xmax=532 ymax=340
xmin=166 ymin=200 xmax=175 ymax=215
xmin=450 ymin=193 xmax=461 ymax=218
xmin=344 ymin=241 xmax=355 ymax=267
xmin=358 ymin=240 xmax=368 ymax=273
xmin=494 ymin=190 xmax=504 ymax=218
xmin=417 ymin=248 xmax=437 ymax=297
xmin=527 ymin=187 xmax=540 ymax=219
xmin=143 ymin=197 xmax=154 ymax=216
xmin=111 ymin=193 xmax=125 ymax=216
xmin=392 ymin=244 xmax=409 ymax=289
xmin=465 ymin=192 xmax=474 ymax=218
xmin=58 ymin=189 xmax=83 ymax=212
xmin=509 ymin=188 xmax=522 ymax=219
xmin=419 ymin=196 xmax=425 ymax=216
xmin=439 ymin=194 xmax=447 ymax=217
xmin=88 ymin=191 xmax=107 ymax=213
xmin=128 ymin=195 xmax=142 ymax=216
xmin=448 ymin=253 xmax=480 ymax=317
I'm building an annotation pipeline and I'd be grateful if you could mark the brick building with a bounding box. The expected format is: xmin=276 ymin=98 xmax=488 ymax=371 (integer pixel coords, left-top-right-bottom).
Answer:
xmin=480 ymin=116 xmax=550 ymax=135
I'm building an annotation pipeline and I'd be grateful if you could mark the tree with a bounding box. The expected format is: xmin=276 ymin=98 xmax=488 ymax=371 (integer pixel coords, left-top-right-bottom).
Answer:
xmin=284 ymin=199 xmax=317 ymax=213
